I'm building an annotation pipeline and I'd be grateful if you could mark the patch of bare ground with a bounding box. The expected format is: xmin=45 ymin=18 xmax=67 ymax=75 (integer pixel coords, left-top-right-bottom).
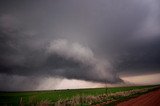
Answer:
xmin=117 ymin=88 xmax=160 ymax=106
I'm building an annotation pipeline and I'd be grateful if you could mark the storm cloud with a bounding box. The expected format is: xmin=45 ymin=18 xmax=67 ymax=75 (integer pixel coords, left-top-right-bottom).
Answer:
xmin=0 ymin=0 xmax=160 ymax=90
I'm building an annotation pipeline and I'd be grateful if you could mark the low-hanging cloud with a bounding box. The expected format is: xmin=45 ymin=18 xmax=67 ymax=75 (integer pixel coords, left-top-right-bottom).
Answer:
xmin=0 ymin=36 xmax=122 ymax=91
xmin=47 ymin=39 xmax=122 ymax=83
xmin=0 ymin=16 xmax=122 ymax=90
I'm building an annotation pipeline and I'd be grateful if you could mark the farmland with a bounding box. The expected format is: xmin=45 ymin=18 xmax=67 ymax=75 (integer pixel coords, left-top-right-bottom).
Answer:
xmin=0 ymin=85 xmax=158 ymax=106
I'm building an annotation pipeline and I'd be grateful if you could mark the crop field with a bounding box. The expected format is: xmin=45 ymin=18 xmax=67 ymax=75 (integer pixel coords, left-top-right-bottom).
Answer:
xmin=0 ymin=85 xmax=158 ymax=106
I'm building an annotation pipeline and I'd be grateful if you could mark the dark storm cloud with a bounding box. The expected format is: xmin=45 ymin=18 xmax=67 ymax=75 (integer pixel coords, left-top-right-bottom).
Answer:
xmin=0 ymin=15 xmax=121 ymax=84
xmin=0 ymin=24 xmax=121 ymax=83
xmin=0 ymin=0 xmax=160 ymax=90
xmin=0 ymin=74 xmax=41 ymax=91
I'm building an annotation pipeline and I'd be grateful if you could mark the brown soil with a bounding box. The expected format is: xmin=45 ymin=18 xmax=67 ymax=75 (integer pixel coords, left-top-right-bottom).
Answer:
xmin=117 ymin=88 xmax=160 ymax=106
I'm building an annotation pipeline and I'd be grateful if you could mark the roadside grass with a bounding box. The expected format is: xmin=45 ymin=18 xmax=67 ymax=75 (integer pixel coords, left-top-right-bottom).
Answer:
xmin=0 ymin=85 xmax=158 ymax=105
xmin=105 ymin=86 xmax=160 ymax=106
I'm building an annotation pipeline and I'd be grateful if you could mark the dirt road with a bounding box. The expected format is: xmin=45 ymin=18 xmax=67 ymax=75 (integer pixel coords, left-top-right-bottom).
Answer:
xmin=117 ymin=88 xmax=160 ymax=106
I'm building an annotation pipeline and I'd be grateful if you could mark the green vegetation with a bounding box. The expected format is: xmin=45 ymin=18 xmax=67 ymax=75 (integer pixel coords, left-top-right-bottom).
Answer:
xmin=0 ymin=85 xmax=157 ymax=105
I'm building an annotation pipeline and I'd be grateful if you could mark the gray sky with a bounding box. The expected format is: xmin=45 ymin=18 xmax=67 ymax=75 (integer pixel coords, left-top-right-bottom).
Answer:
xmin=0 ymin=0 xmax=160 ymax=91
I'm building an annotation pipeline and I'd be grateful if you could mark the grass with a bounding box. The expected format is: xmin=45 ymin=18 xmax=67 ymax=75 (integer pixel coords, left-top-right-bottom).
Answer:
xmin=0 ymin=85 xmax=157 ymax=105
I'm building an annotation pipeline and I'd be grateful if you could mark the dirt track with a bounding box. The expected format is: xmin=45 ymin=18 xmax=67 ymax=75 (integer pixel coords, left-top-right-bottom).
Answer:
xmin=117 ymin=88 xmax=160 ymax=106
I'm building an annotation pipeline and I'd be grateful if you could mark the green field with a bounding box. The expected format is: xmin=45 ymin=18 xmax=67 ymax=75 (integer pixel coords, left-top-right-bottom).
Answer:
xmin=0 ymin=85 xmax=157 ymax=105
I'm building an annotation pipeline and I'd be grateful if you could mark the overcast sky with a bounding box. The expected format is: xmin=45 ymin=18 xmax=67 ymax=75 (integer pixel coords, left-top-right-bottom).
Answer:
xmin=0 ymin=0 xmax=160 ymax=91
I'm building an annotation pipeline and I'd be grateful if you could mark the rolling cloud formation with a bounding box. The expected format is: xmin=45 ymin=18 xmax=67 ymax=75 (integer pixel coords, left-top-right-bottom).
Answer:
xmin=0 ymin=0 xmax=160 ymax=90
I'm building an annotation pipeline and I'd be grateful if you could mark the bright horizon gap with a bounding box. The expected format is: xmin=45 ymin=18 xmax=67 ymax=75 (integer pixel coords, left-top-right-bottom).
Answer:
xmin=121 ymin=73 xmax=160 ymax=85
